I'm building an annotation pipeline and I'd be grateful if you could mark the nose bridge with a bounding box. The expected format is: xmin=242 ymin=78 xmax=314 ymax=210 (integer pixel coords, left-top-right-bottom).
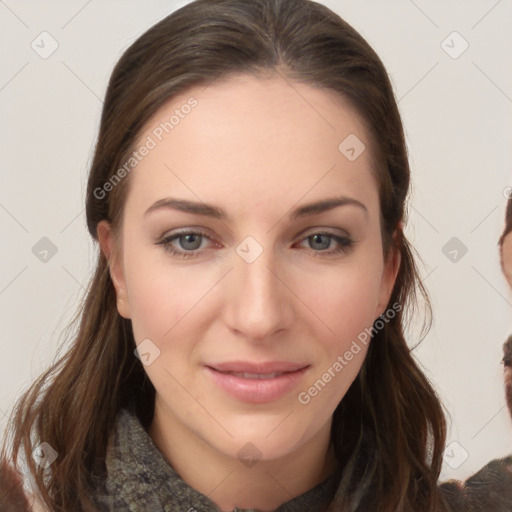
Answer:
xmin=227 ymin=235 xmax=291 ymax=338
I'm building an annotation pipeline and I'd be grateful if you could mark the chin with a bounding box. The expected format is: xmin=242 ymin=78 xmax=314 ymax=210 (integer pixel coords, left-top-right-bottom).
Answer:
xmin=211 ymin=424 xmax=308 ymax=463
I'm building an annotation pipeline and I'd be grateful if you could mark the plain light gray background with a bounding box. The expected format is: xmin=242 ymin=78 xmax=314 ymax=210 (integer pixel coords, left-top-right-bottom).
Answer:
xmin=1 ymin=0 xmax=511 ymax=483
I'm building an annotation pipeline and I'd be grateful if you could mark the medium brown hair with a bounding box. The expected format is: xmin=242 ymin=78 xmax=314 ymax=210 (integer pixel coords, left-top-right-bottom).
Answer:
xmin=1 ymin=1 xmax=447 ymax=510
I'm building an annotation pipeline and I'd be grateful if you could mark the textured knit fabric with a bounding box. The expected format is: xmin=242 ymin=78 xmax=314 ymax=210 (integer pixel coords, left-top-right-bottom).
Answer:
xmin=438 ymin=456 xmax=512 ymax=512
xmin=91 ymin=406 xmax=342 ymax=512
xmin=88 ymin=406 xmax=512 ymax=512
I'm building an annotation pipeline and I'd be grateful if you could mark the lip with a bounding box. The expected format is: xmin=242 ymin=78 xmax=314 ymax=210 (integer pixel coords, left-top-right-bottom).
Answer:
xmin=207 ymin=361 xmax=308 ymax=374
xmin=205 ymin=361 xmax=310 ymax=403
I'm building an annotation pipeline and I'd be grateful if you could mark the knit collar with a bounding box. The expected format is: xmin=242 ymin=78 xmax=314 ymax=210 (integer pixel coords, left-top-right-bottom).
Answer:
xmin=96 ymin=406 xmax=342 ymax=512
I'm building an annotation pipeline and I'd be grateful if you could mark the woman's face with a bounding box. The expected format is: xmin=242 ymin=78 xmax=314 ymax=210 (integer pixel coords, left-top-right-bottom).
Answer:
xmin=98 ymin=74 xmax=399 ymax=463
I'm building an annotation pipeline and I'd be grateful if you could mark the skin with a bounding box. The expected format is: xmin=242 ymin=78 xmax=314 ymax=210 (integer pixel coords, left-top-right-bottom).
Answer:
xmin=97 ymin=73 xmax=400 ymax=511
xmin=500 ymin=233 xmax=512 ymax=289
xmin=501 ymin=233 xmax=512 ymax=416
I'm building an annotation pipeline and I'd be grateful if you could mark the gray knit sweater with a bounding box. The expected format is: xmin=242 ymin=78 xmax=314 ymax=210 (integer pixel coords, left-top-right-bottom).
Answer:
xmin=91 ymin=407 xmax=342 ymax=512
xmin=89 ymin=406 xmax=512 ymax=512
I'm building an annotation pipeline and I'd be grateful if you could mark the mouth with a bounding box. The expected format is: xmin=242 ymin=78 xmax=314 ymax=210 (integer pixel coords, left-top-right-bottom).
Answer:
xmin=213 ymin=371 xmax=290 ymax=379
xmin=207 ymin=360 xmax=308 ymax=374
xmin=205 ymin=362 xmax=310 ymax=403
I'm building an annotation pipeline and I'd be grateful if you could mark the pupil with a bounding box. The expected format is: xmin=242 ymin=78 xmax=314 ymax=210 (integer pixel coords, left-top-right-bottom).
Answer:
xmin=312 ymin=234 xmax=329 ymax=250
xmin=182 ymin=234 xmax=201 ymax=250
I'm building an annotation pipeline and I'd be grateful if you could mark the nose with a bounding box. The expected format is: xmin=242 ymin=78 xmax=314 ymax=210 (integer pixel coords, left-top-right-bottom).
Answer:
xmin=223 ymin=241 xmax=294 ymax=342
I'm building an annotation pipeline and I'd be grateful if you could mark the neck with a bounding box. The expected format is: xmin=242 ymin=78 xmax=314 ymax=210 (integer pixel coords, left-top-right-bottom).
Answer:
xmin=148 ymin=401 xmax=338 ymax=511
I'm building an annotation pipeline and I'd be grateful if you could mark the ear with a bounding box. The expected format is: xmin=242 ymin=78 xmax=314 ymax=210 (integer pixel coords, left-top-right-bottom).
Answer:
xmin=376 ymin=229 xmax=401 ymax=318
xmin=96 ymin=220 xmax=131 ymax=319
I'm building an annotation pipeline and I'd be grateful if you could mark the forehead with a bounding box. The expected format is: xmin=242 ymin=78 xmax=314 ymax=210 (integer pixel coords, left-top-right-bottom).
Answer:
xmin=126 ymin=73 xmax=379 ymax=218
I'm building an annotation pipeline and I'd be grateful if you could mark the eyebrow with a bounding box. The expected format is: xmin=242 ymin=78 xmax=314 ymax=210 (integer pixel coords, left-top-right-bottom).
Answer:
xmin=144 ymin=195 xmax=368 ymax=220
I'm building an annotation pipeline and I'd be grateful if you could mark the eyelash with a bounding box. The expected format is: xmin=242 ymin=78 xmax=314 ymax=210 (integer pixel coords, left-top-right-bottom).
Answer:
xmin=156 ymin=229 xmax=354 ymax=259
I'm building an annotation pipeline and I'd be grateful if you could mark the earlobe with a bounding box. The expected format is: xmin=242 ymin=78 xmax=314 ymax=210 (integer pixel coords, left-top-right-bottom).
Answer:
xmin=96 ymin=220 xmax=131 ymax=319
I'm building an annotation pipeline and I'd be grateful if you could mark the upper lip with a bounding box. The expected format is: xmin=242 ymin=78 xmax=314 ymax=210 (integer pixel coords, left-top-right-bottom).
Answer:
xmin=206 ymin=361 xmax=309 ymax=374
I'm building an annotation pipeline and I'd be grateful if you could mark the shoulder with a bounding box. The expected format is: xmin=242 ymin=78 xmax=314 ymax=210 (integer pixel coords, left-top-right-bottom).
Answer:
xmin=0 ymin=460 xmax=47 ymax=512
xmin=26 ymin=492 xmax=49 ymax=512
xmin=438 ymin=455 xmax=512 ymax=511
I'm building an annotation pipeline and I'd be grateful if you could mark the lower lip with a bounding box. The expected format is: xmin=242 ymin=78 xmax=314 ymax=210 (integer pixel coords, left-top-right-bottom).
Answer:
xmin=205 ymin=366 xmax=309 ymax=403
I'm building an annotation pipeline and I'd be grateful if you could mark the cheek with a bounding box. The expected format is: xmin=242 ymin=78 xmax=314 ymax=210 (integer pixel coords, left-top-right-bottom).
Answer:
xmin=505 ymin=367 xmax=512 ymax=415
xmin=294 ymin=265 xmax=381 ymax=411
xmin=123 ymin=241 xmax=211 ymax=342
xmin=130 ymin=277 xmax=214 ymax=345
xmin=294 ymin=258 xmax=384 ymax=341
xmin=503 ymin=243 xmax=512 ymax=286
